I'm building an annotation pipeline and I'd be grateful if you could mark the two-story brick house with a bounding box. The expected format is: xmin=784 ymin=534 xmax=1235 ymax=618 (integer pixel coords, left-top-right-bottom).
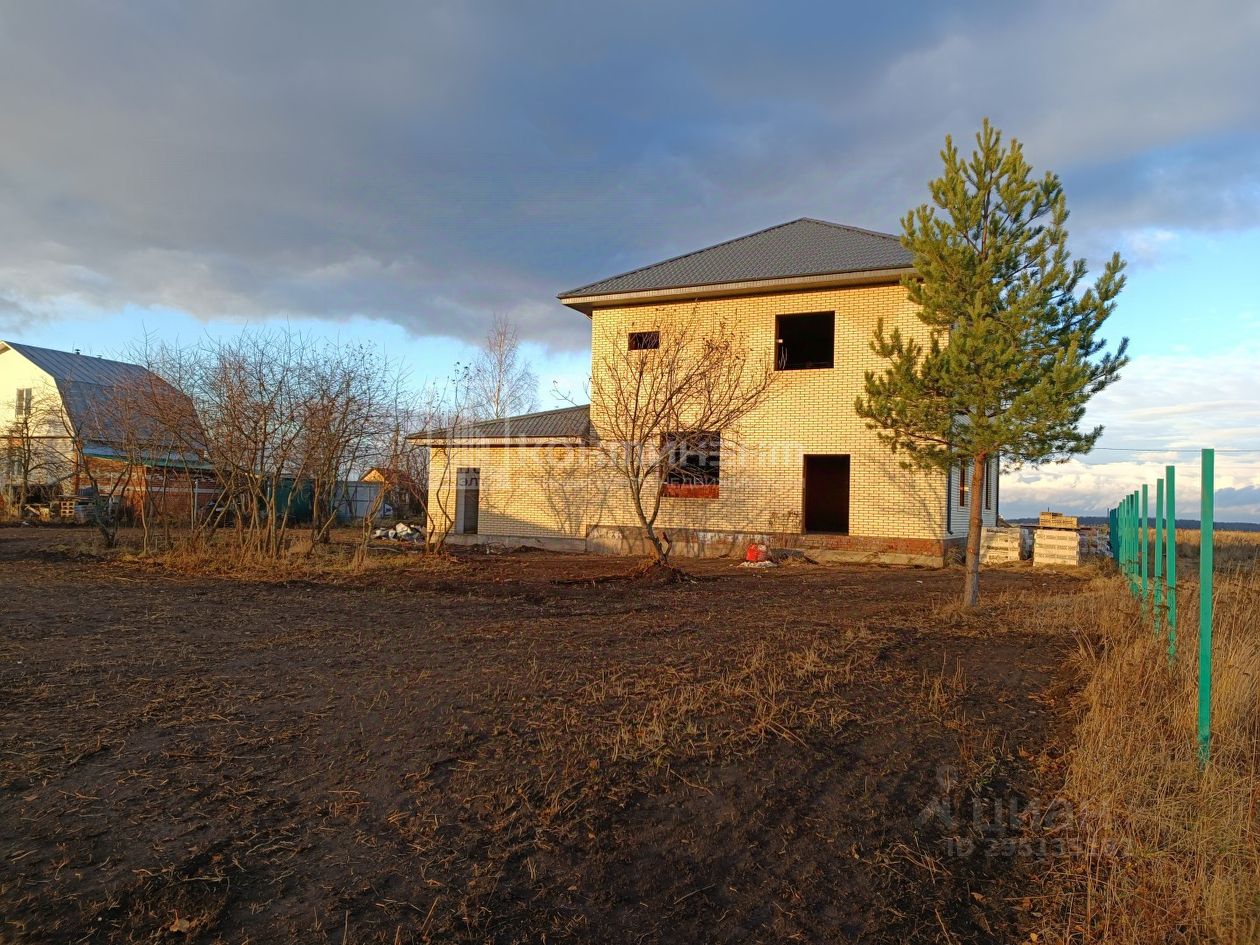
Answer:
xmin=416 ymin=219 xmax=998 ymax=565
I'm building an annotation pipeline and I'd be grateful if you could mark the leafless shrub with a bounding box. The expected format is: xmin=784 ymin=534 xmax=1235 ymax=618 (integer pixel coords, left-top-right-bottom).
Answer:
xmin=352 ymin=391 xmax=440 ymax=569
xmin=411 ymin=365 xmax=481 ymax=554
xmin=143 ymin=328 xmax=418 ymax=563
xmin=3 ymin=385 xmax=75 ymax=519
xmin=2 ymin=358 xmax=203 ymax=549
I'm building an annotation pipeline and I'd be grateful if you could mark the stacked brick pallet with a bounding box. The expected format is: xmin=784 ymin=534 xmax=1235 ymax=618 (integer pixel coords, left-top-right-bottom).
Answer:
xmin=1033 ymin=512 xmax=1083 ymax=566
xmin=980 ymin=525 xmax=1027 ymax=564
xmin=1082 ymin=526 xmax=1110 ymax=556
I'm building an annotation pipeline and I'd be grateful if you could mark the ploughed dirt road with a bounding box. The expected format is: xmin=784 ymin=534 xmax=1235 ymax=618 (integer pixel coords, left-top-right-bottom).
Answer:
xmin=0 ymin=529 xmax=1083 ymax=944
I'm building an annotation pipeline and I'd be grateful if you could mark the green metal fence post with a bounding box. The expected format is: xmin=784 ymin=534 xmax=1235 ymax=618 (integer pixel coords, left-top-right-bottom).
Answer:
xmin=1198 ymin=449 xmax=1215 ymax=765
xmin=1132 ymin=490 xmax=1141 ymax=595
xmin=1123 ymin=498 xmax=1134 ymax=582
xmin=1166 ymin=465 xmax=1178 ymax=662
xmin=1113 ymin=506 xmax=1123 ymax=567
xmin=1121 ymin=495 xmax=1130 ymax=585
xmin=1122 ymin=494 xmax=1131 ymax=589
xmin=1140 ymin=484 xmax=1149 ymax=609
xmin=1129 ymin=492 xmax=1137 ymax=591
xmin=1154 ymin=478 xmax=1165 ymax=636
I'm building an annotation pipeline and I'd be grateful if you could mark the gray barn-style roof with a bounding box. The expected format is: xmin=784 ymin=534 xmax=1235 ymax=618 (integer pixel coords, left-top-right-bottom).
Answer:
xmin=3 ymin=341 xmax=158 ymax=388
xmin=2 ymin=340 xmax=203 ymax=451
xmin=558 ymin=218 xmax=912 ymax=305
xmin=409 ymin=404 xmax=592 ymax=444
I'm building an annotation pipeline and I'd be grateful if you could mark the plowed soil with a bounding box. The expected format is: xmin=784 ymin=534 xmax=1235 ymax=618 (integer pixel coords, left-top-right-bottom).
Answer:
xmin=0 ymin=529 xmax=1083 ymax=944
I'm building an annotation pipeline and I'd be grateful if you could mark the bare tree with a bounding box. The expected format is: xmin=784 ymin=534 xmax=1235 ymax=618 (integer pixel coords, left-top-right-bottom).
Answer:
xmin=424 ymin=373 xmax=469 ymax=554
xmin=3 ymin=385 xmax=74 ymax=519
xmin=296 ymin=343 xmax=402 ymax=545
xmin=467 ymin=314 xmax=538 ymax=420
xmin=588 ymin=316 xmax=777 ymax=567
xmin=404 ymin=364 xmax=481 ymax=554
xmin=144 ymin=330 xmax=323 ymax=558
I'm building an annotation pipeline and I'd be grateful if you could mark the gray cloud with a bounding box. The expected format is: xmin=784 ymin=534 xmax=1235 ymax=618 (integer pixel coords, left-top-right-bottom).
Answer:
xmin=0 ymin=0 xmax=1257 ymax=349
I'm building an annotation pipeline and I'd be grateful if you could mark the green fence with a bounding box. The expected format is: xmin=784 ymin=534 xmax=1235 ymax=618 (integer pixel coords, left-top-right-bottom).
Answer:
xmin=1107 ymin=448 xmax=1214 ymax=765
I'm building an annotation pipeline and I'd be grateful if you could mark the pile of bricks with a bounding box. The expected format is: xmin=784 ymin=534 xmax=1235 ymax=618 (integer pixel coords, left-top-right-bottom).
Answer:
xmin=1038 ymin=511 xmax=1078 ymax=530
xmin=1082 ymin=526 xmax=1110 ymax=556
xmin=980 ymin=525 xmax=1028 ymax=564
xmin=1033 ymin=512 xmax=1083 ymax=566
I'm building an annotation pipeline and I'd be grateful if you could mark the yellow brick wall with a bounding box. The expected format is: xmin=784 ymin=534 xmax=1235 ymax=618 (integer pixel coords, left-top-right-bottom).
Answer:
xmin=429 ymin=282 xmax=998 ymax=543
xmin=428 ymin=444 xmax=615 ymax=541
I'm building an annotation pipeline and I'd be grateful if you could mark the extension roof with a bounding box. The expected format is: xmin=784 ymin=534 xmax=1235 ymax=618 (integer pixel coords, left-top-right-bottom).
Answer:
xmin=558 ymin=218 xmax=913 ymax=313
xmin=408 ymin=404 xmax=592 ymax=445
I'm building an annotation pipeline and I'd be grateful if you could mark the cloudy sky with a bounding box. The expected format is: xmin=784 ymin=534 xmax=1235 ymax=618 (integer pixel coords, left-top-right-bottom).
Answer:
xmin=3 ymin=1 xmax=1258 ymax=519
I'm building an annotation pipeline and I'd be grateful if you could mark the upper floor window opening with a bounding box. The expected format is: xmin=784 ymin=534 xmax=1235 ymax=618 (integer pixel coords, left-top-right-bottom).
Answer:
xmin=628 ymin=330 xmax=660 ymax=351
xmin=775 ymin=312 xmax=834 ymax=370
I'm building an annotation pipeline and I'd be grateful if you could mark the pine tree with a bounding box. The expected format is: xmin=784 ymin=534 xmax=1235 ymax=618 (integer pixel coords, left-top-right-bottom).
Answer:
xmin=857 ymin=120 xmax=1129 ymax=607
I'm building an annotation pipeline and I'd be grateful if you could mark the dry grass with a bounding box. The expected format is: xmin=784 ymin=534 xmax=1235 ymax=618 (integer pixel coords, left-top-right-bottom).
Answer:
xmin=547 ymin=629 xmax=872 ymax=767
xmin=110 ymin=528 xmax=463 ymax=583
xmin=1046 ymin=530 xmax=1260 ymax=944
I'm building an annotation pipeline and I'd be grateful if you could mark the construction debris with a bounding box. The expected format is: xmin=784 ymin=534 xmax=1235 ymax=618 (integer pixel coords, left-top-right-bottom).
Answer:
xmin=744 ymin=541 xmax=773 ymax=563
xmin=739 ymin=541 xmax=782 ymax=567
xmin=371 ymin=522 xmax=424 ymax=543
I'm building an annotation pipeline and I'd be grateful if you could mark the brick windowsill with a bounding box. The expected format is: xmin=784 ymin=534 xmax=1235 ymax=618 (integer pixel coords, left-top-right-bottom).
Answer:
xmin=662 ymin=483 xmax=719 ymax=499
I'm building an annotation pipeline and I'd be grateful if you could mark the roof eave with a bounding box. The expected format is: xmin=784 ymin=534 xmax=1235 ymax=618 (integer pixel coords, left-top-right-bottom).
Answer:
xmin=405 ymin=434 xmax=591 ymax=447
xmin=557 ymin=265 xmax=916 ymax=315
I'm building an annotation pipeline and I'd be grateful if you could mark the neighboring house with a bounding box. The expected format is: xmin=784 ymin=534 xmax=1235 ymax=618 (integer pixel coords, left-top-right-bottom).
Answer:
xmin=0 ymin=340 xmax=213 ymax=519
xmin=361 ymin=466 xmax=425 ymax=518
xmin=412 ymin=219 xmax=998 ymax=564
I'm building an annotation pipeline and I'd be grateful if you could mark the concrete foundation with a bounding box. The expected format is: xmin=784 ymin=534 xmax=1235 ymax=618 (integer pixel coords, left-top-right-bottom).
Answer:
xmin=443 ymin=533 xmax=588 ymax=554
xmin=447 ymin=526 xmax=960 ymax=567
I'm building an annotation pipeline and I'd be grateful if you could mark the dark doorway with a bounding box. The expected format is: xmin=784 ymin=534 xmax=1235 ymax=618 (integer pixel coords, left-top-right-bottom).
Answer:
xmin=803 ymin=454 xmax=850 ymax=534
xmin=455 ymin=467 xmax=480 ymax=535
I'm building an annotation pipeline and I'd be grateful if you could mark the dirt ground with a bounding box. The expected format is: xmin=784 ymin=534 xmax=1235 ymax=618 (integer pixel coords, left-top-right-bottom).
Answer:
xmin=0 ymin=528 xmax=1086 ymax=944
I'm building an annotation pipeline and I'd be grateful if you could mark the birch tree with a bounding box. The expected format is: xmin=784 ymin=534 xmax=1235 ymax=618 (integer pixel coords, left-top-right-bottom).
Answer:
xmin=468 ymin=315 xmax=538 ymax=420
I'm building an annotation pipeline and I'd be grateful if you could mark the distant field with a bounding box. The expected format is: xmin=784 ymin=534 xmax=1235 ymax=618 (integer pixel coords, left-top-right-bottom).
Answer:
xmin=1009 ymin=516 xmax=1260 ymax=532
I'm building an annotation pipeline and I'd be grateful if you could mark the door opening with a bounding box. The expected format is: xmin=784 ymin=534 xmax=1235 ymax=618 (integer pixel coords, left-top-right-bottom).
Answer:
xmin=455 ymin=467 xmax=480 ymax=535
xmin=803 ymin=455 xmax=850 ymax=534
